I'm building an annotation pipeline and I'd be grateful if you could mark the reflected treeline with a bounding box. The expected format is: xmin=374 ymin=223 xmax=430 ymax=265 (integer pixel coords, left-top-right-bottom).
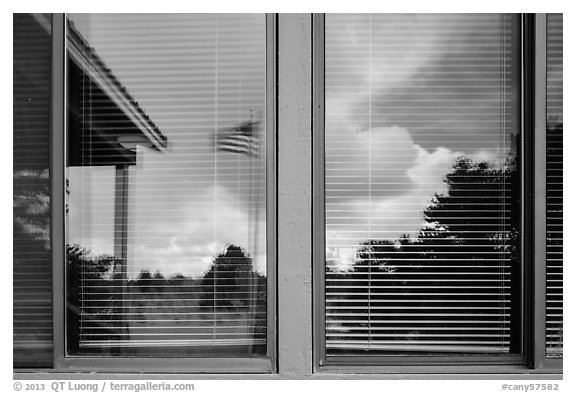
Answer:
xmin=66 ymin=243 xmax=266 ymax=355
xmin=66 ymin=245 xmax=119 ymax=354
xmin=327 ymin=155 xmax=523 ymax=354
xmin=13 ymin=169 xmax=53 ymax=365
xmin=58 ymin=126 xmax=563 ymax=355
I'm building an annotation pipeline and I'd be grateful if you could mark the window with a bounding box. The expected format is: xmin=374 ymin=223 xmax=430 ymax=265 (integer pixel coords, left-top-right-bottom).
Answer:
xmin=13 ymin=13 xmax=562 ymax=377
xmin=14 ymin=13 xmax=275 ymax=373
xmin=313 ymin=13 xmax=562 ymax=371
xmin=65 ymin=14 xmax=270 ymax=363
xmin=319 ymin=13 xmax=521 ymax=362
xmin=545 ymin=13 xmax=563 ymax=359
xmin=13 ymin=13 xmax=54 ymax=368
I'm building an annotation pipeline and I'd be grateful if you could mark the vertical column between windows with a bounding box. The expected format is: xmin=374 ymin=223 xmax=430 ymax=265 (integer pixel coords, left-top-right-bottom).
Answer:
xmin=277 ymin=13 xmax=313 ymax=375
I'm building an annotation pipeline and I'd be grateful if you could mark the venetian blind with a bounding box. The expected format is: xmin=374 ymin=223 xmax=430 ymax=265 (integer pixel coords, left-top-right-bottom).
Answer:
xmin=545 ymin=13 xmax=563 ymax=358
xmin=324 ymin=14 xmax=521 ymax=356
xmin=13 ymin=13 xmax=54 ymax=367
xmin=65 ymin=14 xmax=267 ymax=357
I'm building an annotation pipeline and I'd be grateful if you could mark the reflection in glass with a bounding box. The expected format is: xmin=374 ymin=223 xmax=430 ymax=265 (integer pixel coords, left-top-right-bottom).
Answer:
xmin=324 ymin=14 xmax=521 ymax=356
xmin=13 ymin=13 xmax=54 ymax=368
xmin=545 ymin=13 xmax=563 ymax=358
xmin=65 ymin=14 xmax=267 ymax=357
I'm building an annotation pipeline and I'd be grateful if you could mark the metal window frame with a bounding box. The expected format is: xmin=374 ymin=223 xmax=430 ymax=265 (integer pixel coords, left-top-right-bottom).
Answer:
xmin=312 ymin=13 xmax=562 ymax=374
xmin=49 ymin=13 xmax=277 ymax=374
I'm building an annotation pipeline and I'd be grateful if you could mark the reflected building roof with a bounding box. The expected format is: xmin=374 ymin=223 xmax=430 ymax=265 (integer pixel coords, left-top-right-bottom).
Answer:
xmin=67 ymin=19 xmax=168 ymax=167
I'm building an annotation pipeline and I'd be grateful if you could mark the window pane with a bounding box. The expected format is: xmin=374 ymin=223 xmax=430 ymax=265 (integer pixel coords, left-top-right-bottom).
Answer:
xmin=65 ymin=14 xmax=267 ymax=357
xmin=324 ymin=14 xmax=521 ymax=356
xmin=545 ymin=13 xmax=563 ymax=359
xmin=13 ymin=13 xmax=54 ymax=368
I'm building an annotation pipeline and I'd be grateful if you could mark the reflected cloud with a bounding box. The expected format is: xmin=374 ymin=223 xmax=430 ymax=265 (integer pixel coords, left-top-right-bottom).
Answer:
xmin=325 ymin=14 xmax=516 ymax=272
xmin=132 ymin=184 xmax=266 ymax=278
xmin=327 ymin=14 xmax=517 ymax=152
xmin=326 ymin=128 xmax=460 ymax=270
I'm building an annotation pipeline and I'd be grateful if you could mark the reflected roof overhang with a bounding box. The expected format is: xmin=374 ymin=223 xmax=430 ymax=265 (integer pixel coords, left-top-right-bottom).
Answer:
xmin=67 ymin=20 xmax=168 ymax=167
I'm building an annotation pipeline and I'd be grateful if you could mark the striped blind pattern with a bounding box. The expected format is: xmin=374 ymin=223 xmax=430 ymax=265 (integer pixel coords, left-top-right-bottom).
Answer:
xmin=66 ymin=14 xmax=267 ymax=356
xmin=324 ymin=14 xmax=520 ymax=356
xmin=545 ymin=13 xmax=563 ymax=358
xmin=13 ymin=13 xmax=54 ymax=368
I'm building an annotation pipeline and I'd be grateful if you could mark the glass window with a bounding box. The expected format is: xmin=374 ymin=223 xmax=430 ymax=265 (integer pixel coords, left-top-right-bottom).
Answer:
xmin=322 ymin=14 xmax=521 ymax=358
xmin=545 ymin=13 xmax=563 ymax=359
xmin=65 ymin=14 xmax=268 ymax=358
xmin=13 ymin=13 xmax=54 ymax=368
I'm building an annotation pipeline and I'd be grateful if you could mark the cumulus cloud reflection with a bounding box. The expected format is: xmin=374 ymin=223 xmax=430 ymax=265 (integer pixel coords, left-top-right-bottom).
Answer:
xmin=324 ymin=14 xmax=517 ymax=273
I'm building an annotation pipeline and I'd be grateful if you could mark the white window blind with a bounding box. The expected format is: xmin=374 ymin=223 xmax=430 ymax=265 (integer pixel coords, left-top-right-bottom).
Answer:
xmin=13 ymin=13 xmax=54 ymax=368
xmin=545 ymin=13 xmax=563 ymax=358
xmin=324 ymin=14 xmax=521 ymax=356
xmin=65 ymin=14 xmax=267 ymax=357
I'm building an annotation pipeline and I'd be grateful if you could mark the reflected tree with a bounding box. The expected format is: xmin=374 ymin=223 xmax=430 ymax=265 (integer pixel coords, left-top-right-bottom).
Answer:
xmin=66 ymin=245 xmax=120 ymax=353
xmin=200 ymin=244 xmax=267 ymax=350
xmin=331 ymin=155 xmax=522 ymax=352
xmin=200 ymin=244 xmax=261 ymax=313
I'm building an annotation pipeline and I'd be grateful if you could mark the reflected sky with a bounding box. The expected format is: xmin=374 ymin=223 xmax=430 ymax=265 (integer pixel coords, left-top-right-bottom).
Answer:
xmin=65 ymin=14 xmax=534 ymax=277
xmin=325 ymin=14 xmax=520 ymax=270
xmin=66 ymin=14 xmax=266 ymax=277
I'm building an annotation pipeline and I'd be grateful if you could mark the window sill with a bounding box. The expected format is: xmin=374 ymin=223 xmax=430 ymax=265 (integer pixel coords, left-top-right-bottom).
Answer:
xmin=14 ymin=370 xmax=562 ymax=380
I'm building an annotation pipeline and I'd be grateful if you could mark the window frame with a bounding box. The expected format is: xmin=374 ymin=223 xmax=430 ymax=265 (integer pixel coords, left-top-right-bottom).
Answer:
xmin=532 ymin=13 xmax=563 ymax=372
xmin=312 ymin=13 xmax=562 ymax=374
xmin=49 ymin=13 xmax=278 ymax=374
